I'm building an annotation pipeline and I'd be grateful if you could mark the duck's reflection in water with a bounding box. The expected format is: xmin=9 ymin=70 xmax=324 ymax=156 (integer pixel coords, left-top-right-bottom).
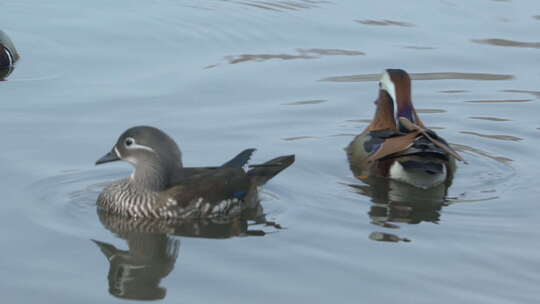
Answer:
xmin=93 ymin=201 xmax=278 ymax=300
xmin=348 ymin=176 xmax=450 ymax=243
xmin=93 ymin=234 xmax=178 ymax=301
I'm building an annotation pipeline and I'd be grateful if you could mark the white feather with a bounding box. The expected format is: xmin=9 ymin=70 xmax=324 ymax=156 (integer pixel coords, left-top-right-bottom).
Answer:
xmin=390 ymin=161 xmax=446 ymax=189
xmin=379 ymin=70 xmax=397 ymax=103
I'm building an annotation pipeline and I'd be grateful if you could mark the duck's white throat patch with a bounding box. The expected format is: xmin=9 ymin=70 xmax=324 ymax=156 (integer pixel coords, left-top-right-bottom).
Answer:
xmin=379 ymin=70 xmax=397 ymax=103
xmin=379 ymin=70 xmax=400 ymax=127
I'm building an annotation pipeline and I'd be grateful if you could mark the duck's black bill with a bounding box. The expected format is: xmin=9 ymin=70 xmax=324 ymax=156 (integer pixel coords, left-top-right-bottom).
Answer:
xmin=95 ymin=149 xmax=120 ymax=165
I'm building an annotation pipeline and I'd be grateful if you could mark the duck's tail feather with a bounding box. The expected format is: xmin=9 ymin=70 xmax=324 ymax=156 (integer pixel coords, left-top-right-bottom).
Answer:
xmin=91 ymin=239 xmax=119 ymax=260
xmin=248 ymin=154 xmax=295 ymax=186
xmin=398 ymin=117 xmax=466 ymax=163
xmin=399 ymin=158 xmax=444 ymax=175
xmin=222 ymin=148 xmax=256 ymax=168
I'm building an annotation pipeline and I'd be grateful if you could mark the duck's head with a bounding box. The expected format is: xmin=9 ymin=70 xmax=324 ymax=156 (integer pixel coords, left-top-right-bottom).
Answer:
xmin=96 ymin=126 xmax=183 ymax=188
xmin=378 ymin=69 xmax=423 ymax=129
xmin=96 ymin=126 xmax=182 ymax=167
xmin=0 ymin=30 xmax=20 ymax=79
xmin=0 ymin=45 xmax=15 ymax=69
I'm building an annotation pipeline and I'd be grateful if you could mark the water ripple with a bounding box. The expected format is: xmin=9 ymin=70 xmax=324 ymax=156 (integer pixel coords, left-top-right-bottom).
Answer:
xmin=26 ymin=169 xmax=119 ymax=238
xmin=282 ymin=136 xmax=318 ymax=141
xmin=469 ymin=116 xmax=511 ymax=122
xmin=27 ymin=169 xmax=285 ymax=238
xmin=440 ymin=90 xmax=469 ymax=94
xmin=501 ymin=89 xmax=540 ymax=99
xmin=356 ymin=19 xmax=414 ymax=27
xmin=207 ymin=48 xmax=364 ymax=68
xmin=417 ymin=108 xmax=446 ymax=114
xmin=232 ymin=0 xmax=329 ymax=12
xmin=402 ymin=45 xmax=436 ymax=50
xmin=452 ymin=143 xmax=513 ymax=164
xmin=472 ymin=38 xmax=540 ymax=49
xmin=460 ymin=131 xmax=523 ymax=142
xmin=464 ymin=99 xmax=531 ymax=103
xmin=283 ymin=99 xmax=327 ymax=106
xmin=320 ymin=72 xmax=514 ymax=82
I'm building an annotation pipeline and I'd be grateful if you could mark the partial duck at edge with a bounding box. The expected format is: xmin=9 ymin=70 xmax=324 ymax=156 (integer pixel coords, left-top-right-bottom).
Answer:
xmin=347 ymin=69 xmax=465 ymax=189
xmin=0 ymin=30 xmax=20 ymax=79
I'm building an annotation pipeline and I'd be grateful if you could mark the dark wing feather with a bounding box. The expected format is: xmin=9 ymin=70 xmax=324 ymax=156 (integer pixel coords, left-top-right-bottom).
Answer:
xmin=399 ymin=117 xmax=465 ymax=163
xmin=164 ymin=152 xmax=293 ymax=217
xmin=166 ymin=167 xmax=251 ymax=208
xmin=170 ymin=148 xmax=256 ymax=184
xmin=222 ymin=148 xmax=256 ymax=168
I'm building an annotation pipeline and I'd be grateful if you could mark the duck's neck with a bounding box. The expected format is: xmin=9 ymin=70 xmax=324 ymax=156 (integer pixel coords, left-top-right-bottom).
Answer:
xmin=395 ymin=89 xmax=425 ymax=130
xmin=130 ymin=161 xmax=180 ymax=192
xmin=368 ymin=91 xmax=396 ymax=131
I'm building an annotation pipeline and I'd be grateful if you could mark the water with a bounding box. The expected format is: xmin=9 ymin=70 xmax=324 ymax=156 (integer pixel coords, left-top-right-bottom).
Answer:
xmin=1 ymin=0 xmax=540 ymax=302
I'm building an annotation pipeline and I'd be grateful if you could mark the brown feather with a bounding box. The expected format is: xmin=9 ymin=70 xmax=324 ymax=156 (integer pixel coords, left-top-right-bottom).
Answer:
xmin=398 ymin=117 xmax=466 ymax=163
xmin=367 ymin=91 xmax=397 ymax=131
xmin=367 ymin=131 xmax=420 ymax=162
xmin=388 ymin=69 xmax=427 ymax=128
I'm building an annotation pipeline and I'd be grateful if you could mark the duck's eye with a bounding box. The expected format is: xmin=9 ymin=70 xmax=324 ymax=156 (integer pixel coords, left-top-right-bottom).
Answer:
xmin=125 ymin=138 xmax=134 ymax=147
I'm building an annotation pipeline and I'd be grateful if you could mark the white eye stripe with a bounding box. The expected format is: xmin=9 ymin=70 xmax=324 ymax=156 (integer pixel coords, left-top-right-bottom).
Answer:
xmin=3 ymin=48 xmax=13 ymax=67
xmin=123 ymin=137 xmax=155 ymax=153
xmin=129 ymin=143 xmax=155 ymax=152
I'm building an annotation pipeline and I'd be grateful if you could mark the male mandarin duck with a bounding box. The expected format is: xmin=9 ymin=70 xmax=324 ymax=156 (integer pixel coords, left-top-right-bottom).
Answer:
xmin=347 ymin=69 xmax=465 ymax=189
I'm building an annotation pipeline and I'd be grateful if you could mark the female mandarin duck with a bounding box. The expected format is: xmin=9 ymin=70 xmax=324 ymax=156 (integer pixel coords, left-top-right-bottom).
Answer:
xmin=95 ymin=126 xmax=294 ymax=219
xmin=347 ymin=69 xmax=465 ymax=189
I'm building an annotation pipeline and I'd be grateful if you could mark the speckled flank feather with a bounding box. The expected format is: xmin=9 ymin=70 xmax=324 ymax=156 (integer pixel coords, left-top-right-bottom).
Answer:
xmin=97 ymin=179 xmax=161 ymax=218
xmin=97 ymin=178 xmax=244 ymax=219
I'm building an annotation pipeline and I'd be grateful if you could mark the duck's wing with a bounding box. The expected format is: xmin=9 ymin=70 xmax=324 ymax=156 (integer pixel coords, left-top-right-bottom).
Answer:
xmin=172 ymin=148 xmax=256 ymax=183
xmin=398 ymin=117 xmax=465 ymax=162
xmin=163 ymin=167 xmax=254 ymax=218
xmin=162 ymin=152 xmax=293 ymax=218
xmin=366 ymin=131 xmax=420 ymax=162
xmin=367 ymin=128 xmax=464 ymax=164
